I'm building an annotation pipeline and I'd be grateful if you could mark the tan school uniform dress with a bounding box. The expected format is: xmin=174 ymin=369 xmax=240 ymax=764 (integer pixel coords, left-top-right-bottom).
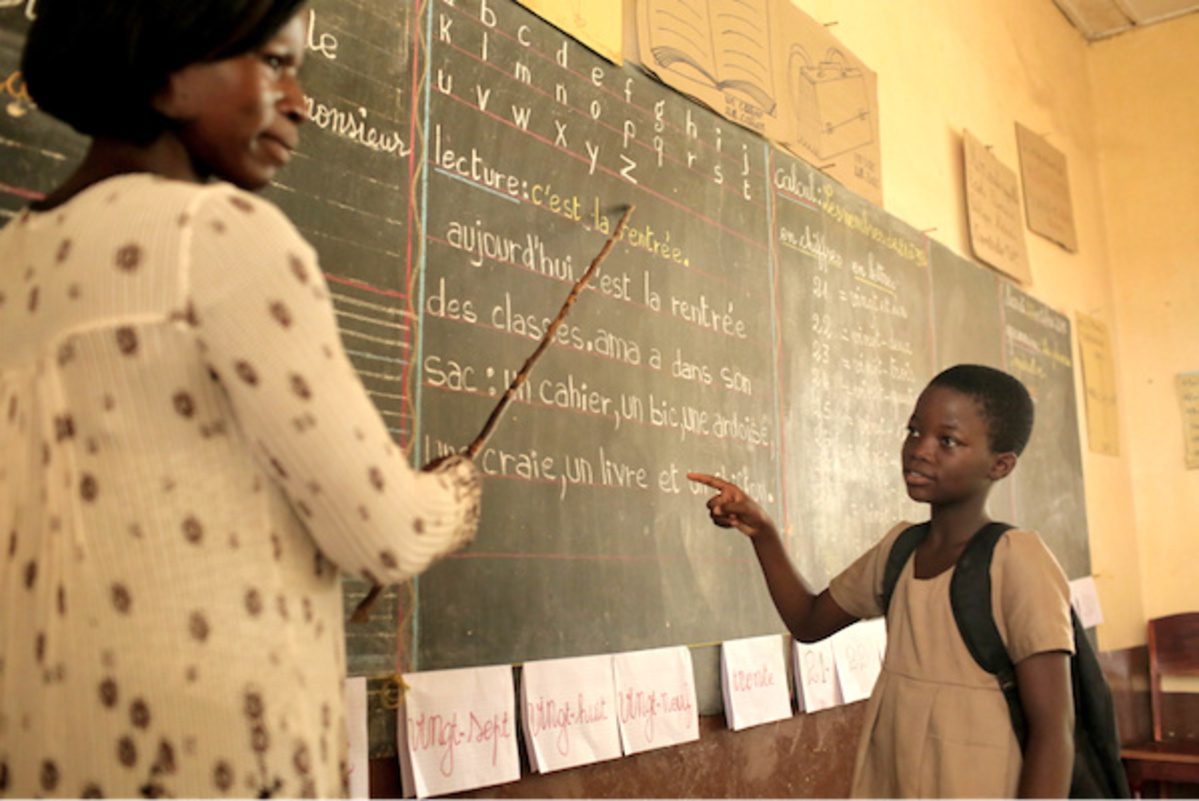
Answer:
xmin=0 ymin=175 xmax=481 ymax=797
xmin=828 ymin=522 xmax=1074 ymax=798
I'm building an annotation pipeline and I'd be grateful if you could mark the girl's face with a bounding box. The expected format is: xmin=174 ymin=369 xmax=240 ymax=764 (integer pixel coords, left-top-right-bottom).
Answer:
xmin=156 ymin=11 xmax=307 ymax=190
xmin=901 ymin=385 xmax=1010 ymax=506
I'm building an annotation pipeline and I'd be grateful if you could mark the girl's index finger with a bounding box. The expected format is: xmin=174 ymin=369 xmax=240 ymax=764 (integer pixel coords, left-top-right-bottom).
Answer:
xmin=686 ymin=472 xmax=728 ymax=490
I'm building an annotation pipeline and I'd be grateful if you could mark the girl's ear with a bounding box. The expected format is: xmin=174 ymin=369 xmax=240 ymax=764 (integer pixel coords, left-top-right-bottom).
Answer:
xmin=989 ymin=452 xmax=1017 ymax=481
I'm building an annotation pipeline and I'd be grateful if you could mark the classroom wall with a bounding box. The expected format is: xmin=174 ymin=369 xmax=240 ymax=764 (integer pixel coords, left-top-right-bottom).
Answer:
xmin=1089 ymin=13 xmax=1199 ymax=626
xmin=785 ymin=0 xmax=1198 ymax=650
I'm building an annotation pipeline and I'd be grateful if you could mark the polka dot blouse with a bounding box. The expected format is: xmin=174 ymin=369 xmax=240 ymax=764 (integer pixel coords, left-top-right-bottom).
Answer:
xmin=0 ymin=174 xmax=481 ymax=797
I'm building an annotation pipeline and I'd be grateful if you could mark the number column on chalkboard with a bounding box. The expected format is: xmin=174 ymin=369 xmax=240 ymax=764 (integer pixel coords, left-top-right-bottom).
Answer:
xmin=769 ymin=151 xmax=932 ymax=587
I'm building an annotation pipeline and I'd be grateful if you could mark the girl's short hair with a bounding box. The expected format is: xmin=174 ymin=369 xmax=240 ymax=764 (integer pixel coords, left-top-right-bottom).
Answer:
xmin=929 ymin=364 xmax=1035 ymax=455
xmin=23 ymin=0 xmax=306 ymax=143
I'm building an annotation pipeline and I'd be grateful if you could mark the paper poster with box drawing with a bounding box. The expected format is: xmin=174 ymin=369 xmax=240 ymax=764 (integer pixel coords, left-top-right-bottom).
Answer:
xmin=790 ymin=47 xmax=871 ymax=157
xmin=772 ymin=1 xmax=882 ymax=204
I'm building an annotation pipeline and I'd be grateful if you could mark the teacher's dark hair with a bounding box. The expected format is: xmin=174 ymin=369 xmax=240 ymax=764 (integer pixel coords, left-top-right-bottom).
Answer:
xmin=23 ymin=0 xmax=307 ymax=143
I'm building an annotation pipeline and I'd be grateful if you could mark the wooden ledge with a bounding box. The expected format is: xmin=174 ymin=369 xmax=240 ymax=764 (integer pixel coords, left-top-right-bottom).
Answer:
xmin=1122 ymin=740 xmax=1199 ymax=764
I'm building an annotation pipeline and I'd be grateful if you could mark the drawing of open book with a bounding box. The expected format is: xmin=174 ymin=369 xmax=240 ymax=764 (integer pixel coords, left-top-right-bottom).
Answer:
xmin=788 ymin=45 xmax=874 ymax=158
xmin=644 ymin=0 xmax=777 ymax=113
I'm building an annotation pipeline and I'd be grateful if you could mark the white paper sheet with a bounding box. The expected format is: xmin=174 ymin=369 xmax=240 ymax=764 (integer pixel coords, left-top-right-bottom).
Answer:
xmin=793 ymin=637 xmax=840 ymax=713
xmin=863 ymin=616 xmax=889 ymax=662
xmin=612 ymin=646 xmax=699 ymax=755
xmin=832 ymin=620 xmax=884 ymax=703
xmin=344 ymin=676 xmax=370 ymax=799
xmin=1069 ymin=576 xmax=1105 ymax=629
xmin=397 ymin=664 xmax=519 ymax=798
xmin=720 ymin=634 xmax=792 ymax=730
xmin=520 ymin=653 xmax=622 ymax=773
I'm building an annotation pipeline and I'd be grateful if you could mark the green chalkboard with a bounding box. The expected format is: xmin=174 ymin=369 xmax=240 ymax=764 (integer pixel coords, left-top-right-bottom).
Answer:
xmin=413 ymin=0 xmax=783 ymax=677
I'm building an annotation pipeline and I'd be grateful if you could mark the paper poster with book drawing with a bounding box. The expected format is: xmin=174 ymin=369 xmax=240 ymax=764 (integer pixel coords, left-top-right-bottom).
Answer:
xmin=772 ymin=1 xmax=882 ymax=204
xmin=637 ymin=0 xmax=787 ymax=140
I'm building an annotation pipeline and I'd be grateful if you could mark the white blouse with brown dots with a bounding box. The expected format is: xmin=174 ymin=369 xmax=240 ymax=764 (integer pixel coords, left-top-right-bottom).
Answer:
xmin=0 ymin=173 xmax=481 ymax=798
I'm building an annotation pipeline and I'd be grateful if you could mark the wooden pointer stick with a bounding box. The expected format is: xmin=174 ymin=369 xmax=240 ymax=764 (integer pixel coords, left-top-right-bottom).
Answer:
xmin=466 ymin=204 xmax=635 ymax=457
xmin=350 ymin=204 xmax=635 ymax=624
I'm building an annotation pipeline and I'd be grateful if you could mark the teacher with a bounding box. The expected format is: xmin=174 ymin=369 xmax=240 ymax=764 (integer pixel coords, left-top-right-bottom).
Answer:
xmin=0 ymin=0 xmax=480 ymax=796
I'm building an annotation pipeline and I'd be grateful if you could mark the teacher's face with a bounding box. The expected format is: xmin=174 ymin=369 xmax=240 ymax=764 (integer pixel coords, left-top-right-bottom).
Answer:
xmin=160 ymin=10 xmax=307 ymax=190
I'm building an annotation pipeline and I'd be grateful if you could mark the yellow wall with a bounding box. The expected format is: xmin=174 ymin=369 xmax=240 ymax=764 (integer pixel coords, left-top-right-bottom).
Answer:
xmin=1091 ymin=15 xmax=1199 ymax=626
xmin=788 ymin=1 xmax=1198 ymax=649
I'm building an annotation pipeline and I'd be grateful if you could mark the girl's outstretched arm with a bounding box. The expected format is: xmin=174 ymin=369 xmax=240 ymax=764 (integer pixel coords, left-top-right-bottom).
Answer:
xmin=688 ymin=473 xmax=857 ymax=642
xmin=1014 ymin=650 xmax=1074 ymax=798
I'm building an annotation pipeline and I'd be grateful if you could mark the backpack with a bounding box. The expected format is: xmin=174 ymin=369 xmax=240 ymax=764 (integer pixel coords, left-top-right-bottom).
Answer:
xmin=882 ymin=521 xmax=1131 ymax=798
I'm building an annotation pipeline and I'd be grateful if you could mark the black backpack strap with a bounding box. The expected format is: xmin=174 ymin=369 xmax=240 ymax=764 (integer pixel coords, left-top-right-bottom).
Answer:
xmin=1068 ymin=608 xmax=1132 ymax=798
xmin=882 ymin=523 xmax=928 ymax=615
xmin=949 ymin=522 xmax=1028 ymax=749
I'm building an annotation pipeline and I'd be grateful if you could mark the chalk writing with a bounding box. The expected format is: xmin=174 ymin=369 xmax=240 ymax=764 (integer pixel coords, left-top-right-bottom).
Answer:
xmin=1005 ymin=289 xmax=1069 ymax=334
xmin=305 ymin=94 xmax=409 ymax=155
xmin=819 ymin=190 xmax=928 ymax=267
xmin=412 ymin=0 xmax=783 ymax=688
xmin=772 ymin=150 xmax=929 ymax=586
xmin=306 ymin=8 xmax=339 ymax=60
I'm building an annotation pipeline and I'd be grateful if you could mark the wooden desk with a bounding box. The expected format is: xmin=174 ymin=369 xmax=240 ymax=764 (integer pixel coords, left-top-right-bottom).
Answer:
xmin=1121 ymin=740 xmax=1199 ymax=798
